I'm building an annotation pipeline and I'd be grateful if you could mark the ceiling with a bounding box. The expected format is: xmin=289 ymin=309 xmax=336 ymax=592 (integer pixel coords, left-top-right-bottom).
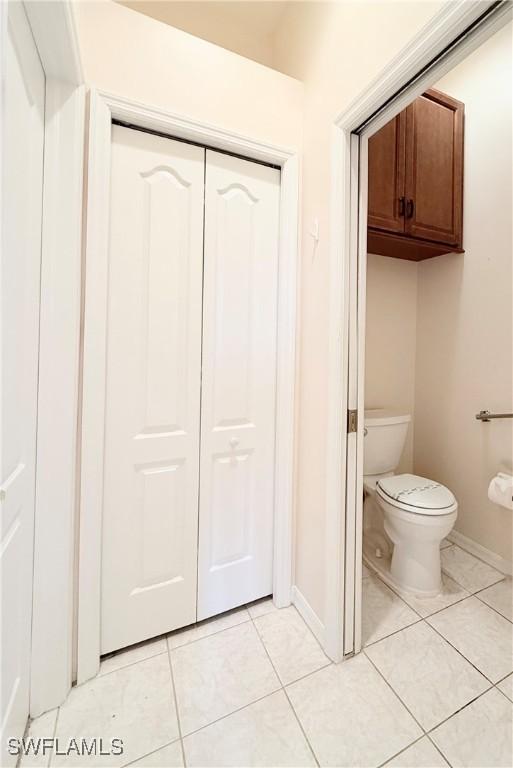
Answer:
xmin=118 ymin=1 xmax=293 ymax=70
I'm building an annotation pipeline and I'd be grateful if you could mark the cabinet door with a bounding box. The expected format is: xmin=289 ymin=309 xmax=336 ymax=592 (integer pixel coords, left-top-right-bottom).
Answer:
xmin=197 ymin=150 xmax=280 ymax=620
xmin=100 ymin=126 xmax=205 ymax=654
xmin=405 ymin=89 xmax=464 ymax=245
xmin=368 ymin=112 xmax=406 ymax=233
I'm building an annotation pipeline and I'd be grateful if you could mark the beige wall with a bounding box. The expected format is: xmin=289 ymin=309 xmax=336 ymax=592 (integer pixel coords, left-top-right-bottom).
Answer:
xmin=414 ymin=23 xmax=513 ymax=563
xmin=365 ymin=255 xmax=418 ymax=473
xmin=273 ymin=1 xmax=444 ymax=623
xmin=117 ymin=1 xmax=288 ymax=72
xmin=74 ymin=1 xmax=303 ymax=150
xmin=76 ymin=1 xmax=475 ymax=629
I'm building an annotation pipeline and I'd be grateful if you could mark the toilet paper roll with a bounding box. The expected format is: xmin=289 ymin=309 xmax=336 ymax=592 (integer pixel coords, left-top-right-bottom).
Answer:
xmin=488 ymin=472 xmax=513 ymax=511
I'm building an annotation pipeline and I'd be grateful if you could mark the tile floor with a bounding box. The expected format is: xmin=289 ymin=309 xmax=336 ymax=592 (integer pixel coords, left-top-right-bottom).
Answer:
xmin=23 ymin=544 xmax=512 ymax=768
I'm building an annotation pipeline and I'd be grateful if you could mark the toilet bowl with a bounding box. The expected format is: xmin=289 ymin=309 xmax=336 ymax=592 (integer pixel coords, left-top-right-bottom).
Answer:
xmin=363 ymin=410 xmax=458 ymax=595
xmin=376 ymin=474 xmax=457 ymax=594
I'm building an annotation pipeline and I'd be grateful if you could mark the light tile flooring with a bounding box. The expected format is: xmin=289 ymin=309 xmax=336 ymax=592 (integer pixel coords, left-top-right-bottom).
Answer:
xmin=24 ymin=545 xmax=512 ymax=768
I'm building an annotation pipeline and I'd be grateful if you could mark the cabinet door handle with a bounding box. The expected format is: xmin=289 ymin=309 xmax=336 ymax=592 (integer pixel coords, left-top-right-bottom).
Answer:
xmin=398 ymin=196 xmax=405 ymax=216
xmin=406 ymin=199 xmax=414 ymax=219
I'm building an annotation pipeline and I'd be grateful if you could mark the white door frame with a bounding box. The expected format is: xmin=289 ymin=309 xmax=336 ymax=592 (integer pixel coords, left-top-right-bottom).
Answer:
xmin=325 ymin=0 xmax=513 ymax=662
xmin=77 ymin=89 xmax=299 ymax=683
xmin=0 ymin=2 xmax=84 ymax=717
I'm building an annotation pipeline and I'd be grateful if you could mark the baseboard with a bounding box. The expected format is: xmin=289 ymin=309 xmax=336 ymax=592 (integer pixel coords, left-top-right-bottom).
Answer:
xmin=291 ymin=585 xmax=326 ymax=646
xmin=448 ymin=529 xmax=512 ymax=576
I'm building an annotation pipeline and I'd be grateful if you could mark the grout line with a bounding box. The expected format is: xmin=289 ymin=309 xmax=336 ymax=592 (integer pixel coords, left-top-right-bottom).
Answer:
xmin=47 ymin=705 xmax=59 ymax=768
xmin=495 ymin=671 xmax=513 ymax=686
xmin=167 ymin=612 xmax=252 ymax=652
xmin=473 ymin=593 xmax=513 ymax=625
xmin=97 ymin=649 xmax=169 ymax=680
xmin=446 ymin=541 xmax=510 ymax=577
xmin=50 ymin=707 xmax=59 ymax=768
xmin=408 ymin=593 xmax=472 ymax=620
xmin=367 ymin=566 xmax=508 ymax=686
xmin=440 ymin=543 xmax=506 ymax=593
xmin=77 ymin=601 xmax=325 ymax=766
xmin=364 ymin=566 xmax=459 ymax=623
xmin=17 ymin=718 xmax=32 ymax=768
xmin=425 ymin=732 xmax=452 ymax=767
xmin=364 ymin=562 xmax=512 ymax=764
xmin=122 ymin=739 xmax=181 ymax=768
xmin=468 ymin=576 xmax=508 ymax=594
xmin=423 ymin=618 xmax=498 ymax=687
xmin=375 ymin=734 xmax=432 ymax=768
xmin=361 ymin=594 xmax=503 ymax=767
xmin=494 ymin=683 xmax=513 ymax=704
xmin=248 ymin=603 xmax=321 ymax=767
xmin=180 ymin=689 xmax=282 ymax=740
xmin=367 ymin=566 xmax=470 ymax=622
xmin=363 ymin=649 xmax=427 ymax=735
xmin=424 ymin=684 xmax=495 ymax=736
xmin=166 ymin=643 xmax=187 ymax=768
xmin=158 ymin=605 xmax=286 ymax=744
xmin=492 ymin=670 xmax=513 ymax=704
xmin=369 ymin=559 xmax=510 ymax=628
xmin=363 ymin=617 xmax=423 ymax=649
xmin=364 ymin=647 xmax=477 ymax=768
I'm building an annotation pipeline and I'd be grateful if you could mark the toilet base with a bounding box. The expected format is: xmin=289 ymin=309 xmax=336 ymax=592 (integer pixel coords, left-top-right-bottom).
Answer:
xmin=363 ymin=481 xmax=457 ymax=597
xmin=363 ymin=548 xmax=443 ymax=598
xmin=389 ymin=536 xmax=442 ymax=594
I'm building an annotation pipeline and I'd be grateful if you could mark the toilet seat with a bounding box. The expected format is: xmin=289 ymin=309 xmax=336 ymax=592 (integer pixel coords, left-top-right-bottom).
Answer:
xmin=377 ymin=473 xmax=457 ymax=517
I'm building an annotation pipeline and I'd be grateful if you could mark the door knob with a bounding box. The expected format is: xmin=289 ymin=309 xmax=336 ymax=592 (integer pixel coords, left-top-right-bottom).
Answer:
xmin=229 ymin=437 xmax=239 ymax=449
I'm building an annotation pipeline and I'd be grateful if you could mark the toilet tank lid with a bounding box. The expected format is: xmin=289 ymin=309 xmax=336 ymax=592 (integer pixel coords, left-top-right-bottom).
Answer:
xmin=364 ymin=409 xmax=411 ymax=427
xmin=377 ymin=473 xmax=456 ymax=511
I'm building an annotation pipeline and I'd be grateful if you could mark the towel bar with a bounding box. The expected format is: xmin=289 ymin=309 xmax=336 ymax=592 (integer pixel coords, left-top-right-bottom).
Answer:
xmin=475 ymin=410 xmax=513 ymax=422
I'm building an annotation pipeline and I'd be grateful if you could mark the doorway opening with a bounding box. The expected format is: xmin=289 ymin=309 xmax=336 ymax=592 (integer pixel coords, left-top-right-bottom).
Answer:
xmin=327 ymin=0 xmax=513 ymax=662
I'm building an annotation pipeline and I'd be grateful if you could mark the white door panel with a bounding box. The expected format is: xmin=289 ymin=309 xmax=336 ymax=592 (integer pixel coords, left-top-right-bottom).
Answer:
xmin=101 ymin=127 xmax=204 ymax=654
xmin=197 ymin=150 xmax=280 ymax=620
xmin=1 ymin=3 xmax=45 ymax=763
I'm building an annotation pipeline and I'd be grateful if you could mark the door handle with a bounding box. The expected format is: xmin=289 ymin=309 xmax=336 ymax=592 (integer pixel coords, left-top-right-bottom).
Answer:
xmin=406 ymin=199 xmax=414 ymax=219
xmin=398 ymin=196 xmax=405 ymax=217
xmin=229 ymin=437 xmax=240 ymax=449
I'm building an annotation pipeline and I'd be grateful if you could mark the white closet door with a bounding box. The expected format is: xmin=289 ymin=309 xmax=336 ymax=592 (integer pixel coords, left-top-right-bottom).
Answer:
xmin=197 ymin=150 xmax=280 ymax=620
xmin=1 ymin=4 xmax=45 ymax=763
xmin=101 ymin=127 xmax=204 ymax=654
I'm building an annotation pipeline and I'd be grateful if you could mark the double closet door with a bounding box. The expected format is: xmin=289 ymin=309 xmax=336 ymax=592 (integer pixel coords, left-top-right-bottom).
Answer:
xmin=100 ymin=125 xmax=280 ymax=655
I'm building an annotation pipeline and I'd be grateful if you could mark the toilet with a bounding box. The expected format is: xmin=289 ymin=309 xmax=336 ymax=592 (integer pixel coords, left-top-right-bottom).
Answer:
xmin=363 ymin=409 xmax=458 ymax=596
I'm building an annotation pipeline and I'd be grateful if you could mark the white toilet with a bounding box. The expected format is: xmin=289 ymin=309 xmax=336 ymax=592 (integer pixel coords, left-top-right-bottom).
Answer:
xmin=363 ymin=409 xmax=458 ymax=596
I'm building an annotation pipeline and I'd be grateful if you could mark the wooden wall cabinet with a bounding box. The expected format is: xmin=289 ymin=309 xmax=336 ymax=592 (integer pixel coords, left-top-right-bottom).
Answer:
xmin=368 ymin=88 xmax=464 ymax=261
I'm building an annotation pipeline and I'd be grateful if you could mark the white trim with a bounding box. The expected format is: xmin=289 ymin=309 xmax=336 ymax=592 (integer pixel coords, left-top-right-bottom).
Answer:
xmin=18 ymin=1 xmax=85 ymax=716
xmin=326 ymin=0 xmax=513 ymax=662
xmin=342 ymin=134 xmax=360 ymax=656
xmin=334 ymin=0 xmax=504 ymax=133
xmin=273 ymin=153 xmax=299 ymax=609
xmin=448 ymin=531 xmax=512 ymax=577
xmin=24 ymin=0 xmax=83 ymax=84
xmin=77 ymin=91 xmax=112 ymax=683
xmin=353 ymin=133 xmax=368 ymax=656
xmin=77 ymin=89 xmax=299 ymax=682
xmin=323 ymin=126 xmax=350 ymax=662
xmin=30 ymin=79 xmax=85 ymax=717
xmin=0 ymin=0 xmax=5 ymax=488
xmin=291 ymin=586 xmax=326 ymax=648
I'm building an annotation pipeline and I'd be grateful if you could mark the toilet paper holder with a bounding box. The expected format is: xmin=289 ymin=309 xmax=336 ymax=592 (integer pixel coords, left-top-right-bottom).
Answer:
xmin=475 ymin=410 xmax=513 ymax=422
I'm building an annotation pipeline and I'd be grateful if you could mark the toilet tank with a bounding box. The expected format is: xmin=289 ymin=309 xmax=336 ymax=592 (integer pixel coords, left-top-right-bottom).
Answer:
xmin=363 ymin=409 xmax=411 ymax=475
